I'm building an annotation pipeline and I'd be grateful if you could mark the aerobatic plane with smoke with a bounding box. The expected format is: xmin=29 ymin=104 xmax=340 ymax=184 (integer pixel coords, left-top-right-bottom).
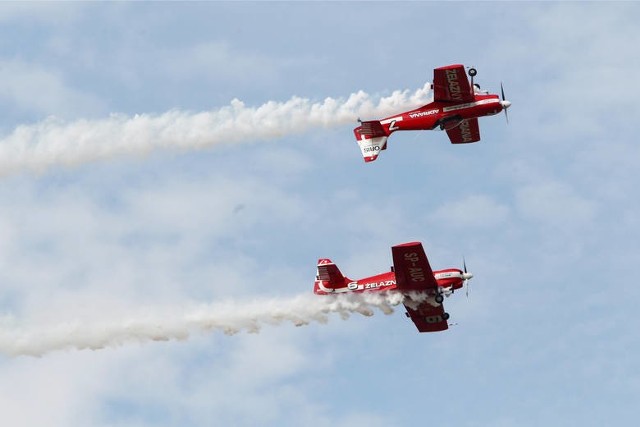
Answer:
xmin=354 ymin=64 xmax=512 ymax=162
xmin=314 ymin=242 xmax=473 ymax=332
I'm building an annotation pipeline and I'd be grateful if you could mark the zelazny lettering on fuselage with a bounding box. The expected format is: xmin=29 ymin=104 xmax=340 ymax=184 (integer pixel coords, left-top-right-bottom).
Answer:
xmin=348 ymin=280 xmax=396 ymax=290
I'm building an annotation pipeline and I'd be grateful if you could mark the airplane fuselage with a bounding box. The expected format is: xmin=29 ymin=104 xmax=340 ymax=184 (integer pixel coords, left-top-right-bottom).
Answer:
xmin=314 ymin=268 xmax=467 ymax=296
xmin=378 ymin=93 xmax=503 ymax=135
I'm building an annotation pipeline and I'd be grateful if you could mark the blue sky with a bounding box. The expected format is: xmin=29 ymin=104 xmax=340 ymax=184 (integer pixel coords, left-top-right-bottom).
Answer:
xmin=0 ymin=2 xmax=639 ymax=426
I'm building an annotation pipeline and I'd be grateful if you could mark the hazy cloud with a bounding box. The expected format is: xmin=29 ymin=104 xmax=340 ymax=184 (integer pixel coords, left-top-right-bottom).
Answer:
xmin=516 ymin=180 xmax=597 ymax=228
xmin=0 ymin=60 xmax=104 ymax=119
xmin=430 ymin=194 xmax=510 ymax=228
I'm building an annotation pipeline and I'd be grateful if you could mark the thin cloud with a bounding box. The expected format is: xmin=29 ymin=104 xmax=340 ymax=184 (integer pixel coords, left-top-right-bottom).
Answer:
xmin=516 ymin=181 xmax=597 ymax=228
xmin=430 ymin=194 xmax=510 ymax=228
xmin=0 ymin=60 xmax=104 ymax=119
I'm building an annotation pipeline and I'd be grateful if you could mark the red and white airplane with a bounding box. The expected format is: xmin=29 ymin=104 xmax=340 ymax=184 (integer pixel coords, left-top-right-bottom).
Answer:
xmin=313 ymin=242 xmax=473 ymax=332
xmin=354 ymin=64 xmax=511 ymax=162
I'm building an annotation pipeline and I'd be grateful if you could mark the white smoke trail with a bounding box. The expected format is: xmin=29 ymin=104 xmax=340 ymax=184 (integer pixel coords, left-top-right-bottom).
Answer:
xmin=0 ymin=85 xmax=432 ymax=176
xmin=0 ymin=292 xmax=426 ymax=357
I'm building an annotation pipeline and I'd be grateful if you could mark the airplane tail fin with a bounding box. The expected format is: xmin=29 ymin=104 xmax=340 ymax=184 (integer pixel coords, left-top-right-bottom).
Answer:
xmin=354 ymin=120 xmax=389 ymax=163
xmin=314 ymin=259 xmax=352 ymax=294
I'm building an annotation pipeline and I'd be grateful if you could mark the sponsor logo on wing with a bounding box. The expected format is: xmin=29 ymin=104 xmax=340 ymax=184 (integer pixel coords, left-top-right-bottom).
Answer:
xmin=446 ymin=69 xmax=463 ymax=101
xmin=408 ymin=109 xmax=439 ymax=119
xmin=458 ymin=120 xmax=474 ymax=143
xmin=425 ymin=315 xmax=446 ymax=324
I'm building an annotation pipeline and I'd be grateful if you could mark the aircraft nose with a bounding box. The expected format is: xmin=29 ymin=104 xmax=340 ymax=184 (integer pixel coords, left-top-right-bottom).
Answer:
xmin=462 ymin=272 xmax=474 ymax=280
xmin=501 ymin=100 xmax=511 ymax=110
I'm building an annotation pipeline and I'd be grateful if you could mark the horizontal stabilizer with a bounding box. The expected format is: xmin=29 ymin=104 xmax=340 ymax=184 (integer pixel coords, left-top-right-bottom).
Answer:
xmin=359 ymin=120 xmax=387 ymax=138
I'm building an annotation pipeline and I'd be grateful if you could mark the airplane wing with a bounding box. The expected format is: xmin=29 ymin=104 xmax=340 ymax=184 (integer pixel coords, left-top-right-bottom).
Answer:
xmin=391 ymin=242 xmax=438 ymax=292
xmin=446 ymin=118 xmax=480 ymax=144
xmin=392 ymin=242 xmax=448 ymax=332
xmin=405 ymin=300 xmax=449 ymax=332
xmin=433 ymin=64 xmax=474 ymax=103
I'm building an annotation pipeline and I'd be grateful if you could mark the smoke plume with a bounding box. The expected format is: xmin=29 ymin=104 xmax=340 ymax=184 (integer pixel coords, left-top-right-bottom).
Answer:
xmin=0 ymin=85 xmax=431 ymax=176
xmin=0 ymin=292 xmax=424 ymax=357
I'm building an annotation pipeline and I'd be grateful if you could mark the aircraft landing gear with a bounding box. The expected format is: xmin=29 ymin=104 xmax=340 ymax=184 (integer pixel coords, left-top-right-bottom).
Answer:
xmin=468 ymin=67 xmax=477 ymax=77
xmin=443 ymin=312 xmax=450 ymax=321
xmin=435 ymin=294 xmax=444 ymax=304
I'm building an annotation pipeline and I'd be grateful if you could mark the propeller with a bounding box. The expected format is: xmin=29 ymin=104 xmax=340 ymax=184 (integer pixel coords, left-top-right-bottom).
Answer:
xmin=500 ymin=82 xmax=511 ymax=124
xmin=461 ymin=257 xmax=474 ymax=298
